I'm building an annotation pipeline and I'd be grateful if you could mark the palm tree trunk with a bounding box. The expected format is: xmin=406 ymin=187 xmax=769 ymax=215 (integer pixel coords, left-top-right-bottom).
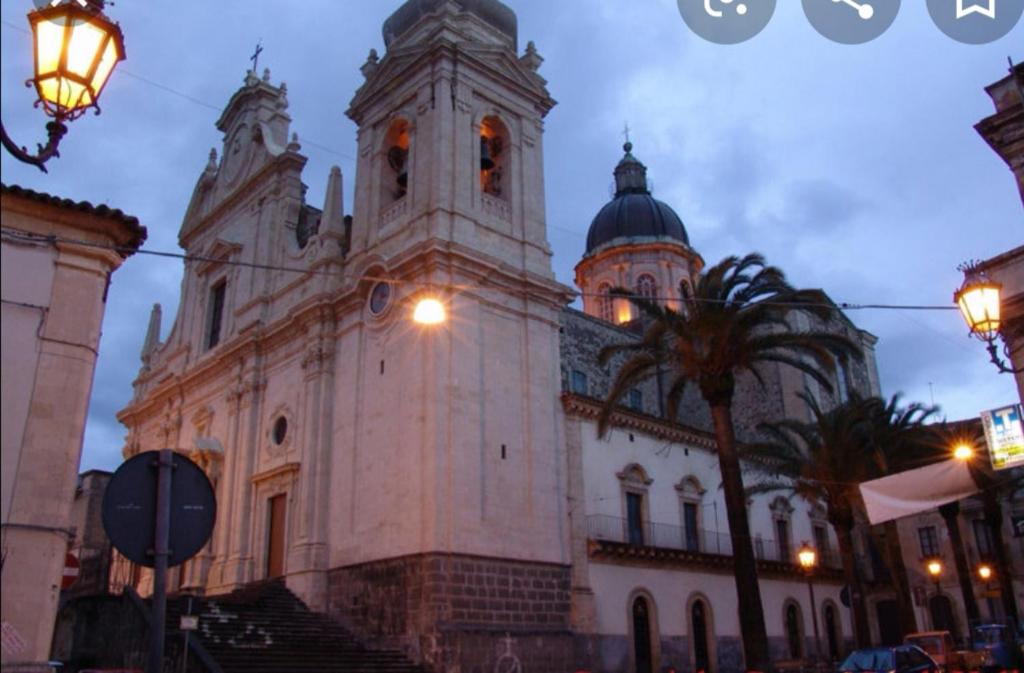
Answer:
xmin=834 ymin=519 xmax=871 ymax=648
xmin=938 ymin=501 xmax=981 ymax=628
xmin=878 ymin=521 xmax=918 ymax=637
xmin=710 ymin=403 xmax=771 ymax=671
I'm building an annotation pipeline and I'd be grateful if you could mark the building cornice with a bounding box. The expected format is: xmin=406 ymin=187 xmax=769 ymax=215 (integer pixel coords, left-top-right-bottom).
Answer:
xmin=561 ymin=393 xmax=717 ymax=451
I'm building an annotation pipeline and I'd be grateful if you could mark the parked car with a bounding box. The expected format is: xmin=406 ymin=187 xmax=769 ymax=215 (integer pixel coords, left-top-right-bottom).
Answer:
xmin=838 ymin=646 xmax=939 ymax=673
xmin=972 ymin=624 xmax=1021 ymax=673
xmin=904 ymin=631 xmax=987 ymax=673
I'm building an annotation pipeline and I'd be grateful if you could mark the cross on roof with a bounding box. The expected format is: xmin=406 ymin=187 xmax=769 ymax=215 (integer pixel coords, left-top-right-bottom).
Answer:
xmin=250 ymin=41 xmax=264 ymax=72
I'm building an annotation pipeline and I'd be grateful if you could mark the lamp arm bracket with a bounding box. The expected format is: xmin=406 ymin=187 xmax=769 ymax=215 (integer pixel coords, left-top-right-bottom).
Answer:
xmin=987 ymin=339 xmax=1024 ymax=375
xmin=0 ymin=119 xmax=67 ymax=173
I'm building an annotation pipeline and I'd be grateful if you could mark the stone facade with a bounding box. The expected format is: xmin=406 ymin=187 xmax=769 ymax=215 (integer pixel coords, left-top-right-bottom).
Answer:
xmin=1 ymin=185 xmax=144 ymax=668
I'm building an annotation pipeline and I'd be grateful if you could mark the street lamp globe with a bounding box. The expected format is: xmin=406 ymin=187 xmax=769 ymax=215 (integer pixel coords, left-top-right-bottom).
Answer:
xmin=413 ymin=297 xmax=446 ymax=326
xmin=954 ymin=270 xmax=1002 ymax=341
xmin=926 ymin=559 xmax=943 ymax=579
xmin=797 ymin=542 xmax=818 ymax=572
xmin=977 ymin=564 xmax=993 ymax=581
xmin=952 ymin=444 xmax=975 ymax=462
xmin=29 ymin=0 xmax=126 ymax=121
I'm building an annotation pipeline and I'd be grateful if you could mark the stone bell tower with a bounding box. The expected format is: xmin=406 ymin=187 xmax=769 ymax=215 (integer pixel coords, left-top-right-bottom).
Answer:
xmin=325 ymin=1 xmax=575 ymax=670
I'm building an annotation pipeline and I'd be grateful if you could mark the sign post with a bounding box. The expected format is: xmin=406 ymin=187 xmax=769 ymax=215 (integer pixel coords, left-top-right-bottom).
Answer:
xmin=102 ymin=450 xmax=216 ymax=673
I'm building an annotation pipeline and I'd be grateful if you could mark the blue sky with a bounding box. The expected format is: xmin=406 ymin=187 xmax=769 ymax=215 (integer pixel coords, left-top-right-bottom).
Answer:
xmin=1 ymin=0 xmax=1020 ymax=471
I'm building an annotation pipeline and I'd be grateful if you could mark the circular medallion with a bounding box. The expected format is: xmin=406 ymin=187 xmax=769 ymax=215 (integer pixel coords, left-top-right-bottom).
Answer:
xmin=369 ymin=282 xmax=393 ymax=316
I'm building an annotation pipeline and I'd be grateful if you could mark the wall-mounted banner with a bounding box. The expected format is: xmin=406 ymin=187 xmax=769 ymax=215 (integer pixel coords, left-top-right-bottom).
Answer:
xmin=981 ymin=404 xmax=1024 ymax=471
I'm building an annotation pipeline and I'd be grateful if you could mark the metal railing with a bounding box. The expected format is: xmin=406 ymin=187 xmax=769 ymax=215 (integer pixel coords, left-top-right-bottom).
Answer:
xmin=586 ymin=514 xmax=843 ymax=569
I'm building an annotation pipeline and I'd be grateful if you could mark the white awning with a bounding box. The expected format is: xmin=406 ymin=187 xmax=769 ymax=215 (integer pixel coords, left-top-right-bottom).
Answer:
xmin=859 ymin=459 xmax=979 ymax=525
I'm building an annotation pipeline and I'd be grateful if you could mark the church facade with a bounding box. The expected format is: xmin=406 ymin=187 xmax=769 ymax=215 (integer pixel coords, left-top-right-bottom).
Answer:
xmin=116 ymin=2 xmax=882 ymax=671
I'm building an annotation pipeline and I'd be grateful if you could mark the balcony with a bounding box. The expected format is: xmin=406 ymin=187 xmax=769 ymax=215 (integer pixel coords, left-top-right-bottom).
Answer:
xmin=586 ymin=514 xmax=843 ymax=576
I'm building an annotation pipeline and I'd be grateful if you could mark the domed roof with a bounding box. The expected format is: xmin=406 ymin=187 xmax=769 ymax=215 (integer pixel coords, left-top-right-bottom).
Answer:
xmin=585 ymin=143 xmax=690 ymax=255
xmin=383 ymin=0 xmax=518 ymax=49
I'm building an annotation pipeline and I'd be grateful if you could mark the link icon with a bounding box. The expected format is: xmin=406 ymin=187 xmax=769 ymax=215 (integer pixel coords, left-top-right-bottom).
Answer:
xmin=677 ymin=0 xmax=778 ymax=44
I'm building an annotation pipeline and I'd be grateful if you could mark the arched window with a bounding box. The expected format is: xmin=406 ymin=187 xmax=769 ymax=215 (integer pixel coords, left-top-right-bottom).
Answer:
xmin=824 ymin=602 xmax=841 ymax=661
xmin=636 ymin=274 xmax=658 ymax=301
xmin=691 ymin=598 xmax=713 ymax=673
xmin=632 ymin=596 xmax=654 ymax=673
xmin=785 ymin=601 xmax=804 ymax=659
xmin=480 ymin=116 xmax=509 ymax=198
xmin=770 ymin=497 xmax=795 ymax=563
xmin=598 ymin=283 xmax=614 ymax=323
xmin=382 ymin=118 xmax=410 ymax=204
xmin=676 ymin=476 xmax=705 ymax=553
xmin=618 ymin=464 xmax=652 ymax=547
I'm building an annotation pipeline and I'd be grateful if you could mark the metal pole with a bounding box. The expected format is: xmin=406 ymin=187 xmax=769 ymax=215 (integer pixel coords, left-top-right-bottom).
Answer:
xmin=807 ymin=576 xmax=822 ymax=664
xmin=149 ymin=449 xmax=174 ymax=673
xmin=180 ymin=596 xmax=192 ymax=673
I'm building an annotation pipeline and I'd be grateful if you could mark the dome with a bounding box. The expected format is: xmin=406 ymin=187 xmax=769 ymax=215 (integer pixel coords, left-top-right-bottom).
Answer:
xmin=383 ymin=0 xmax=518 ymax=49
xmin=585 ymin=143 xmax=690 ymax=255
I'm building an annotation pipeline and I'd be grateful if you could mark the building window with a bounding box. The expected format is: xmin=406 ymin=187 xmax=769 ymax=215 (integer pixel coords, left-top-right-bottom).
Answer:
xmin=629 ymin=389 xmax=643 ymax=411
xmin=207 ymin=280 xmax=227 ymax=349
xmin=480 ymin=116 xmax=508 ymax=198
xmin=272 ymin=417 xmax=288 ymax=445
xmin=691 ymin=598 xmax=713 ymax=673
xmin=677 ymin=476 xmax=705 ymax=553
xmin=632 ymin=596 xmax=655 ymax=673
xmin=618 ymin=464 xmax=652 ymax=547
xmin=598 ymin=283 xmax=614 ymax=323
xmin=770 ymin=497 xmax=794 ymax=563
xmin=570 ymin=370 xmax=588 ymax=395
xmin=835 ymin=360 xmax=850 ymax=403
xmin=918 ymin=526 xmax=939 ymax=558
xmin=972 ymin=519 xmax=994 ymax=557
xmin=814 ymin=524 xmax=831 ymax=562
xmin=785 ymin=602 xmax=804 ymax=659
xmin=383 ymin=118 xmax=410 ymax=204
xmin=636 ymin=274 xmax=658 ymax=301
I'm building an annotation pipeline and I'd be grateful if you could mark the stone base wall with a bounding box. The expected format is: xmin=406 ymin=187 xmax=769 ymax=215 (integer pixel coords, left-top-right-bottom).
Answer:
xmin=327 ymin=553 xmax=573 ymax=672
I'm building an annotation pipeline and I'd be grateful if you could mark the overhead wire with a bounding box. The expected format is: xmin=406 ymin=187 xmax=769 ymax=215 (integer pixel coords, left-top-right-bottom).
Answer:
xmin=1 ymin=228 xmax=962 ymax=312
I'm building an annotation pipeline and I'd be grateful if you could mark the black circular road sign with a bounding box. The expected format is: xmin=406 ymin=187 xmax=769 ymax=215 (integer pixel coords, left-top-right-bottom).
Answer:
xmin=102 ymin=450 xmax=217 ymax=568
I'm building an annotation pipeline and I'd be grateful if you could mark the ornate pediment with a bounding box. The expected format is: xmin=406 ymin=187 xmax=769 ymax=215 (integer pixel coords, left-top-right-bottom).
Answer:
xmin=195 ymin=239 xmax=243 ymax=277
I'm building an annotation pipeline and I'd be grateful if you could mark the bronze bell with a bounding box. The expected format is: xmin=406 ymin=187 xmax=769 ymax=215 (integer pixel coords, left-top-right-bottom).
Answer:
xmin=480 ymin=136 xmax=495 ymax=171
xmin=388 ymin=146 xmax=409 ymax=189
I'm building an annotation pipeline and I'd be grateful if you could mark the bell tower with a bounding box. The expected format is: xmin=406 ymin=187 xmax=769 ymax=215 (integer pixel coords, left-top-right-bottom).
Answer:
xmin=327 ymin=2 xmax=575 ymax=670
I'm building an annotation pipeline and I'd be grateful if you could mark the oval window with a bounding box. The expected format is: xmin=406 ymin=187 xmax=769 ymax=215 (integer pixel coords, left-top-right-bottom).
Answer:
xmin=272 ymin=417 xmax=288 ymax=445
xmin=369 ymin=282 xmax=392 ymax=316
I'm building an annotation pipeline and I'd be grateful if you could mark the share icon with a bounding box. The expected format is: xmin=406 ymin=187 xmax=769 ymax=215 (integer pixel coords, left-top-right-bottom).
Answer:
xmin=833 ymin=0 xmax=875 ymax=20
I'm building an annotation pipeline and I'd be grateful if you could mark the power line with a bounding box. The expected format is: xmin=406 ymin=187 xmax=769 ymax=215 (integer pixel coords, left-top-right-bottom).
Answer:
xmin=1 ymin=228 xmax=961 ymax=312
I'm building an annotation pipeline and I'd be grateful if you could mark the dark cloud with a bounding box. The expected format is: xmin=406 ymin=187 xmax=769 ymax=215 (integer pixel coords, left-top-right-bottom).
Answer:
xmin=1 ymin=1 xmax=1019 ymax=471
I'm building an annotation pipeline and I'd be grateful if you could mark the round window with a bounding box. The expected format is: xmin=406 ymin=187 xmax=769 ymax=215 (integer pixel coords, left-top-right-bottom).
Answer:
xmin=369 ymin=281 xmax=392 ymax=316
xmin=272 ymin=417 xmax=288 ymax=445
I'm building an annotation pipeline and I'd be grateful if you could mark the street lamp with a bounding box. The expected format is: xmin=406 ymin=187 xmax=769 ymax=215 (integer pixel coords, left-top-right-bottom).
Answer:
xmin=977 ymin=564 xmax=993 ymax=582
xmin=413 ymin=297 xmax=446 ymax=325
xmin=0 ymin=0 xmax=126 ymax=172
xmin=954 ymin=261 xmax=1022 ymax=374
xmin=798 ymin=542 xmax=823 ymax=664
xmin=952 ymin=443 xmax=975 ymax=462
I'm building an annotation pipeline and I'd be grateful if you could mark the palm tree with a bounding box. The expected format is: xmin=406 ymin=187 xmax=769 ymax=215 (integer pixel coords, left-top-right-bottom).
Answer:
xmin=598 ymin=253 xmax=859 ymax=671
xmin=745 ymin=393 xmax=876 ymax=649
xmin=864 ymin=395 xmax=939 ymax=639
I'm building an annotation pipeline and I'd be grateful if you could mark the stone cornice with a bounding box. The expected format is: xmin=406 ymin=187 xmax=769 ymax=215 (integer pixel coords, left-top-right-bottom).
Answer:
xmin=588 ymin=539 xmax=845 ymax=583
xmin=561 ymin=393 xmax=717 ymax=451
xmin=251 ymin=462 xmax=300 ymax=484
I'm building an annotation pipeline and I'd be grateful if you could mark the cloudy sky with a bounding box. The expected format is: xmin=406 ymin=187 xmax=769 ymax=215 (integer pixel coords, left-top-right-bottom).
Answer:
xmin=1 ymin=0 xmax=1020 ymax=472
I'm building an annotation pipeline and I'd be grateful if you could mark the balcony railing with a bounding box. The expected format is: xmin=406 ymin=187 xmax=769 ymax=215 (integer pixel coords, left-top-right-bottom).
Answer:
xmin=586 ymin=514 xmax=842 ymax=570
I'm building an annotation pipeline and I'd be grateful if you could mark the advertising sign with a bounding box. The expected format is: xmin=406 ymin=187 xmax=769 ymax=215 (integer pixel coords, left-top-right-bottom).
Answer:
xmin=981 ymin=404 xmax=1024 ymax=471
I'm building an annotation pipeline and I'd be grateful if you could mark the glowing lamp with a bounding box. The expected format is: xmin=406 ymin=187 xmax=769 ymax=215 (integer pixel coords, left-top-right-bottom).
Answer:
xmin=954 ymin=273 xmax=1001 ymax=341
xmin=29 ymin=0 xmax=126 ymax=120
xmin=413 ymin=298 xmax=446 ymax=325
xmin=797 ymin=542 xmax=818 ymax=571
xmin=926 ymin=559 xmax=943 ymax=579
xmin=952 ymin=444 xmax=974 ymax=462
xmin=977 ymin=564 xmax=993 ymax=581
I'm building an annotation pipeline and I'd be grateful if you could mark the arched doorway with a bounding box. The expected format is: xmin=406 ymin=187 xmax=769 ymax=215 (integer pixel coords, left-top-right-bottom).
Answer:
xmin=824 ymin=603 xmax=841 ymax=661
xmin=875 ymin=599 xmax=901 ymax=645
xmin=929 ymin=595 xmax=959 ymax=641
xmin=785 ymin=602 xmax=804 ymax=659
xmin=692 ymin=599 xmax=712 ymax=673
xmin=633 ymin=596 xmax=654 ymax=673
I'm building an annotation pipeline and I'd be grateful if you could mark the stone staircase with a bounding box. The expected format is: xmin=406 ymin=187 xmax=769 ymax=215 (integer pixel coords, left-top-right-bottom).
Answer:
xmin=166 ymin=580 xmax=427 ymax=673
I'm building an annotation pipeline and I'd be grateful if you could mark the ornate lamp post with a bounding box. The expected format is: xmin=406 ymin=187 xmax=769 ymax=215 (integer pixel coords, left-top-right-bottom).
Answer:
xmin=954 ymin=262 xmax=1022 ymax=374
xmin=925 ymin=558 xmax=944 ymax=630
xmin=798 ymin=542 xmax=823 ymax=664
xmin=0 ymin=0 xmax=126 ymax=172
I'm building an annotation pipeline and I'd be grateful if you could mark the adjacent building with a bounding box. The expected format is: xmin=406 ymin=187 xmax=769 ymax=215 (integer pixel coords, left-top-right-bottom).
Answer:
xmin=1 ymin=185 xmax=144 ymax=669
